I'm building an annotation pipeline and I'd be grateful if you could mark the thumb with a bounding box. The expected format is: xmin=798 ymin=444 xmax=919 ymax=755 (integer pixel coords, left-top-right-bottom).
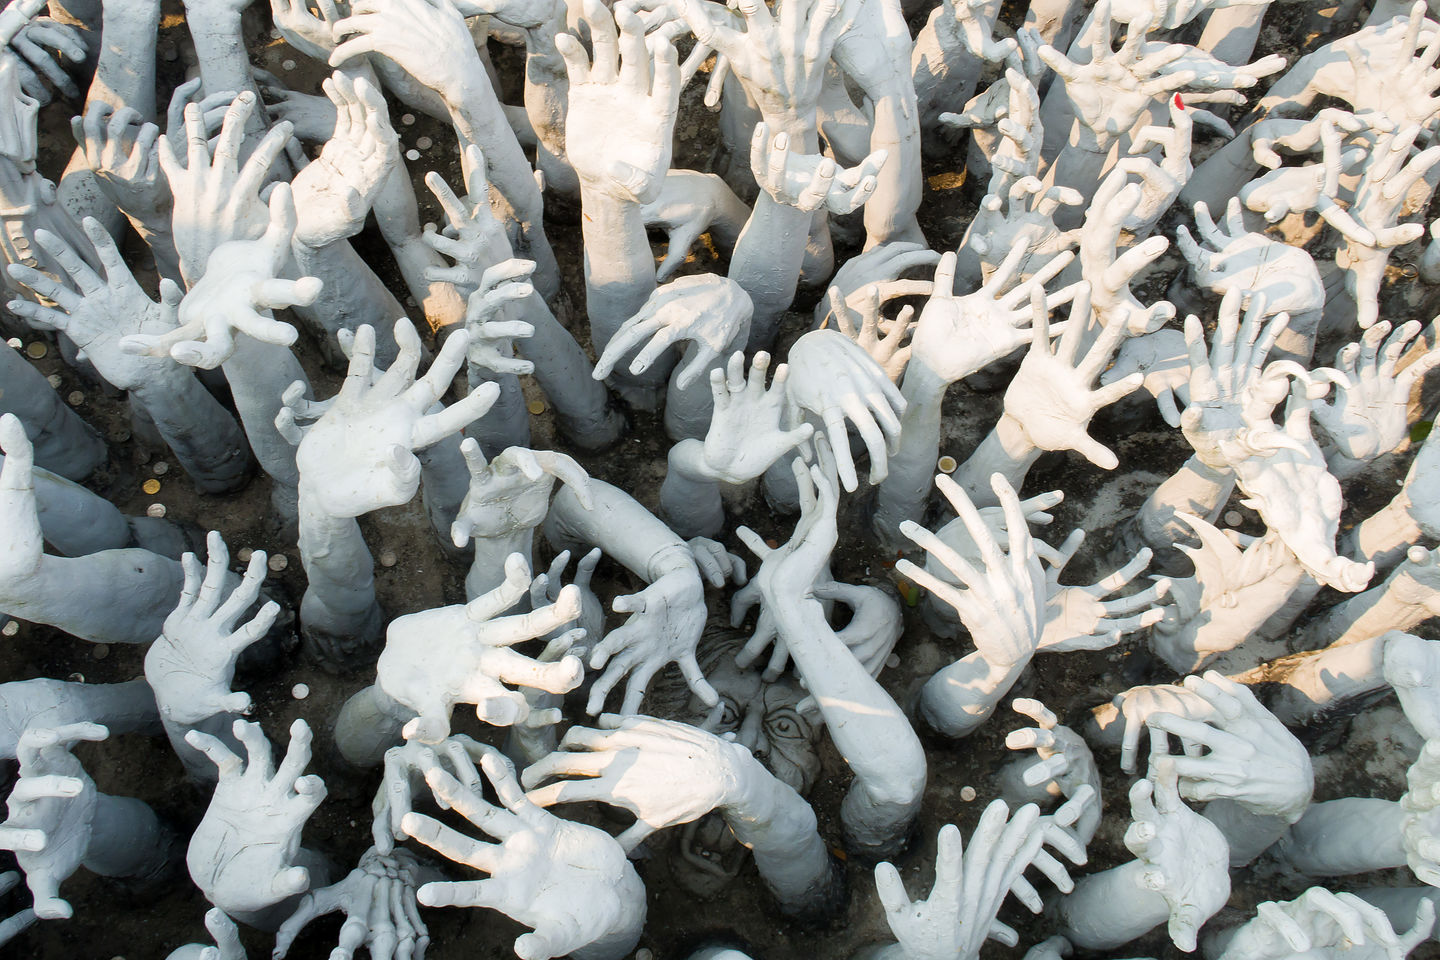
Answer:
xmin=513 ymin=932 xmax=554 ymax=960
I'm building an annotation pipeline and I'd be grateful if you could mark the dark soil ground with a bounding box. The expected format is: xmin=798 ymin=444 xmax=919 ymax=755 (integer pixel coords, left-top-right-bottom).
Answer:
xmin=4 ymin=0 xmax=1440 ymax=958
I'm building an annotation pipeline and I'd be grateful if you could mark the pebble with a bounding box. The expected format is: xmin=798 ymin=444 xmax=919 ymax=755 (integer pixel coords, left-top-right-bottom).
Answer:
xmin=237 ymin=548 xmax=254 ymax=562
xmin=1224 ymin=510 xmax=1243 ymax=526
xmin=416 ymin=136 xmax=433 ymax=150
xmin=46 ymin=374 xmax=62 ymax=388
xmin=92 ymin=644 xmax=110 ymax=660
xmin=1 ymin=621 xmax=17 ymax=637
xmin=406 ymin=149 xmax=420 ymax=161
xmin=960 ymin=786 xmax=976 ymax=802
xmin=269 ymin=554 xmax=289 ymax=572
xmin=379 ymin=550 xmax=397 ymax=568
xmin=153 ymin=461 xmax=169 ymax=475
xmin=67 ymin=391 xmax=84 ymax=406
xmin=25 ymin=341 xmax=45 ymax=359
xmin=292 ymin=683 xmax=310 ymax=700
xmin=937 ymin=455 xmax=957 ymax=473
xmin=142 ymin=479 xmax=161 ymax=495
xmin=147 ymin=504 xmax=166 ymax=518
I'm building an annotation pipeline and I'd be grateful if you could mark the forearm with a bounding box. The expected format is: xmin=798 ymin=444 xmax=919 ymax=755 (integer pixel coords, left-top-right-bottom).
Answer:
xmin=875 ymin=365 xmax=948 ymax=543
xmin=1245 ymin=634 xmax=1389 ymax=727
xmin=579 ymin=190 xmax=655 ymax=355
xmin=296 ymin=490 xmax=382 ymax=663
xmin=729 ymin=194 xmax=811 ymax=349
xmin=0 ymin=453 xmax=129 ymax=554
xmin=920 ymin=649 xmax=1026 ymax=738
xmin=1133 ymin=456 xmax=1235 ymax=562
xmin=288 ymin=239 xmax=407 ymax=366
xmin=1273 ymin=798 xmax=1408 ymax=875
xmin=544 ymin=479 xmax=685 ymax=581
xmin=1045 ymin=138 xmax=1113 ymax=229
xmin=722 ymin=759 xmax=839 ymax=916
xmin=955 ymin=413 xmax=1041 ymax=507
xmin=465 ymin=527 xmax=536 ymax=601
xmin=0 ymin=342 xmax=106 ymax=481
xmin=1345 ymin=492 xmax=1425 ymax=573
xmin=180 ymin=5 xmax=259 ymax=104
xmin=130 ymin=370 xmax=250 ymax=494
xmin=221 ymin=337 xmax=305 ymax=518
xmin=84 ymin=792 xmax=169 ymax=879
xmin=0 ymin=677 xmax=158 ymax=758
xmin=0 ymin=550 xmax=184 ymax=645
xmin=659 ymin=440 xmax=725 ymax=540
xmin=1204 ymin=800 xmax=1296 ymax=867
xmin=1302 ymin=568 xmax=1436 ymax=649
xmin=1053 ymin=859 xmax=1173 ymax=950
xmin=91 ymin=0 xmax=160 ymax=115
xmin=773 ymin=599 xmax=925 ymax=854
xmin=1179 ymin=125 xmax=1261 ymax=214
xmin=464 ymin=361 xmax=530 ymax=456
xmin=862 ymin=86 xmax=924 ymax=246
xmin=513 ymin=293 xmax=621 ymax=447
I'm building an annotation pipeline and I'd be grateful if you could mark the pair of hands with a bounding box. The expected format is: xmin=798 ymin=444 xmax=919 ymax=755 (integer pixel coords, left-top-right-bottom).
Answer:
xmin=1220 ymin=887 xmax=1435 ymax=960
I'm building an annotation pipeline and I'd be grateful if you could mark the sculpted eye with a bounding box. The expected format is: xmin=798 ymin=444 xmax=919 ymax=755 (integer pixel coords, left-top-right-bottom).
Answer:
xmin=765 ymin=710 xmax=805 ymax=740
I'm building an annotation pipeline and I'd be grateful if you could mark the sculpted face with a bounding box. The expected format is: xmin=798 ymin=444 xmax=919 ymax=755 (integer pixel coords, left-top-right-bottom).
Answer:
xmin=645 ymin=624 xmax=823 ymax=897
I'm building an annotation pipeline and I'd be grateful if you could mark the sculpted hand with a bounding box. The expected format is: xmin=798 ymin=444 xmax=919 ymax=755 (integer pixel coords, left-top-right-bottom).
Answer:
xmin=0 ymin=723 xmax=107 ymax=919
xmin=749 ymin=121 xmax=884 ymax=214
xmin=0 ymin=414 xmax=42 ymax=589
xmin=422 ymin=145 xmax=514 ymax=297
xmin=640 ymin=170 xmax=749 ymax=282
xmin=5 ymin=13 xmax=83 ymax=103
xmin=911 ymin=247 xmax=1078 ymax=386
xmin=144 ymin=531 xmax=278 ymax=725
xmin=282 ymin=319 xmax=499 ymax=518
xmin=1079 ymin=175 xmax=1173 ymax=335
xmin=962 ymin=177 xmax=1082 ymax=282
xmin=683 ymin=0 xmax=856 ymax=128
xmin=157 ymin=91 xmax=293 ymax=282
xmin=588 ymin=558 xmax=713 ymax=715
xmin=1219 ymin=887 xmax=1435 ymax=960
xmin=1148 ymin=671 xmax=1312 ymax=823
xmin=1004 ymin=285 xmax=1143 ymax=470
xmin=1313 ymin=320 xmax=1440 ymax=464
xmin=377 ymin=554 xmax=585 ymax=742
xmin=899 ymin=474 xmax=1046 ymax=671
xmin=270 ymin=0 xmax=341 ymax=60
xmin=1123 ymin=760 xmax=1230 ymax=952
xmin=274 ymin=847 xmax=432 ymax=960
xmin=1176 ymin=198 xmax=1327 ymax=322
xmin=1038 ymin=531 xmax=1168 ymax=653
xmin=1401 ymin=739 xmax=1440 ymax=886
xmin=121 ymin=186 xmax=322 ymax=369
xmin=451 ymin=440 xmax=591 ymax=547
xmin=402 ymin=750 xmax=646 ymax=960
xmin=558 ymin=1 xmax=679 ymax=203
xmin=693 ymin=350 xmax=813 ymax=484
xmin=593 ymin=274 xmax=754 ymax=389
xmin=1103 ymin=681 xmax=1216 ymax=774
xmin=461 ymin=259 xmax=537 ymax=376
xmin=523 ymin=713 xmax=759 ymax=851
xmin=289 ymin=71 xmax=400 ymax=248
xmin=822 ymin=242 xmax=939 ymax=324
xmin=816 ymin=580 xmax=902 ymax=679
xmin=1103 ymin=328 xmax=1190 ymax=427
xmin=1240 ymin=120 xmax=1374 ymax=243
xmin=1005 ymin=699 xmax=1102 ymax=834
xmin=1152 ymin=515 xmax=1303 ymax=672
xmin=185 ymin=719 xmax=326 ymax=915
xmin=8 ymin=218 xmax=185 ymax=390
xmin=330 ymin=0 xmax=482 ymax=105
xmin=71 ymin=103 xmax=168 ymax=223
xmin=874 ymin=800 xmax=1079 ymax=958
xmin=785 ymin=328 xmax=906 ymax=490
xmin=825 ymin=283 xmax=917 ymax=383
xmin=373 ymin=734 xmax=494 ymax=855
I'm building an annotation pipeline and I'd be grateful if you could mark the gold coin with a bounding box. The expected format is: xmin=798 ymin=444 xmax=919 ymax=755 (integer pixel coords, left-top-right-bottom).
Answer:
xmin=142 ymin=479 xmax=161 ymax=494
xmin=24 ymin=342 xmax=45 ymax=359
xmin=527 ymin=400 xmax=546 ymax=415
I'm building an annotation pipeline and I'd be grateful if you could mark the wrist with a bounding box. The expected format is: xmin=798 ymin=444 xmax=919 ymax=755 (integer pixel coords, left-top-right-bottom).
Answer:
xmin=646 ymin=541 xmax=696 ymax=583
xmin=668 ymin=438 xmax=717 ymax=482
